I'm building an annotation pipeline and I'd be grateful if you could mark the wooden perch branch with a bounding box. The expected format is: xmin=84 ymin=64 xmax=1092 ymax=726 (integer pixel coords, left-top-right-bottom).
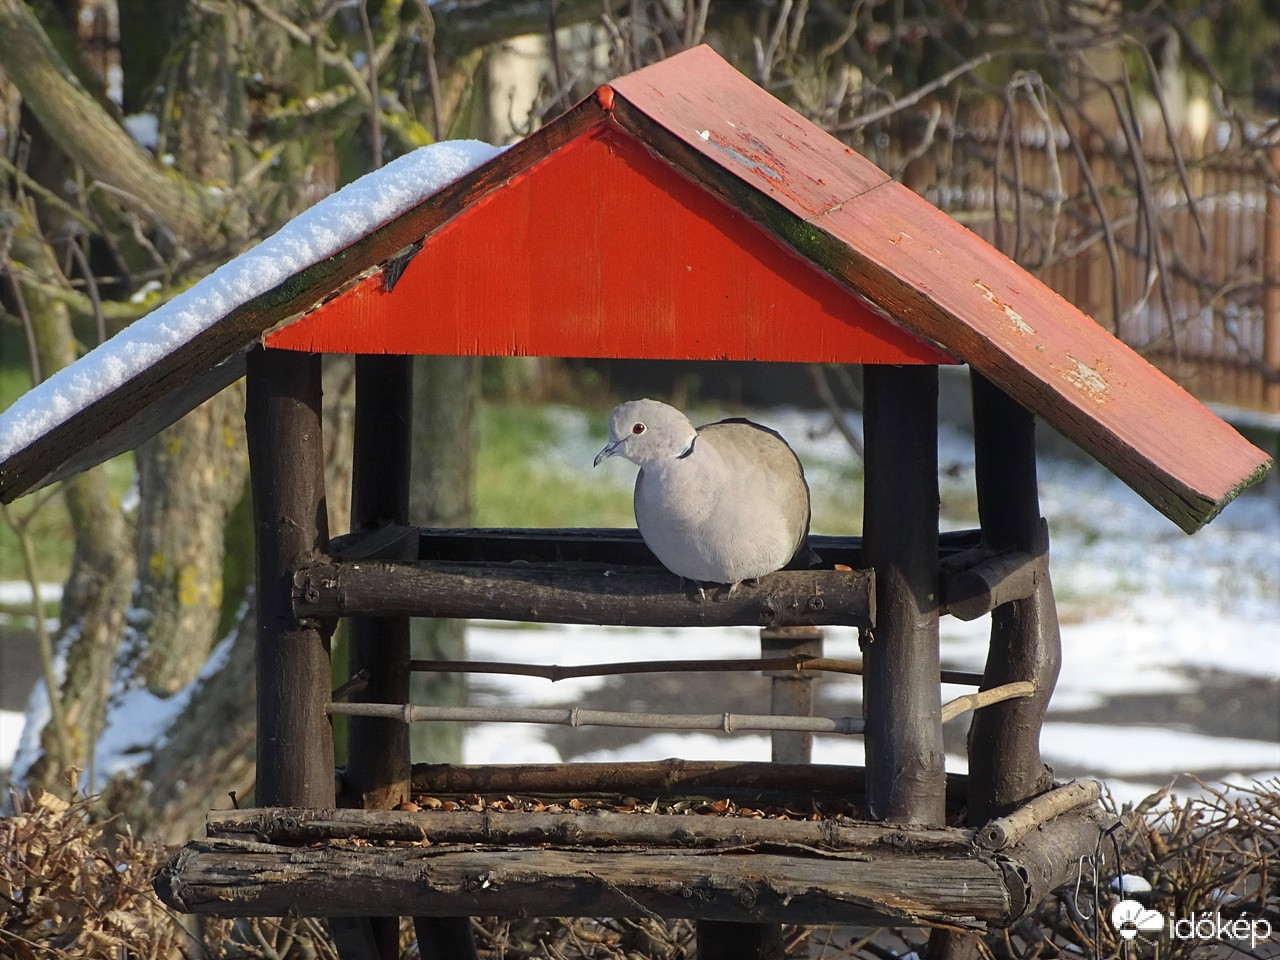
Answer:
xmin=207 ymin=806 xmax=971 ymax=852
xmin=976 ymin=779 xmax=1103 ymax=850
xmin=940 ymin=681 xmax=1037 ymax=722
xmin=409 ymin=656 xmax=984 ymax=686
xmin=296 ymin=560 xmax=874 ymax=629
xmin=328 ymin=702 xmax=866 ymax=735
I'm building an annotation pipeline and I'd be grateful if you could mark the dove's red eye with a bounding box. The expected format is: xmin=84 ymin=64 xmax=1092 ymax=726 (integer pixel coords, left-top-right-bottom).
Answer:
xmin=632 ymin=422 xmax=646 ymax=435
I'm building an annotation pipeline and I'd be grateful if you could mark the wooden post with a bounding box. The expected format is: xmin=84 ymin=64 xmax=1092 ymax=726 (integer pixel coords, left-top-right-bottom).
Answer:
xmin=245 ymin=346 xmax=336 ymax=809
xmin=344 ymin=355 xmax=414 ymax=960
xmin=966 ymin=373 xmax=1060 ymax=825
xmin=346 ymin=354 xmax=413 ymax=810
xmin=860 ymin=365 xmax=946 ymax=826
xmin=762 ymin=626 xmax=823 ymax=764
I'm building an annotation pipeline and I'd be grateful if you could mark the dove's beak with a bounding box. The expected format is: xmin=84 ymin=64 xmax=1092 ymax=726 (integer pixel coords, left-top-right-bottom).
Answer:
xmin=594 ymin=438 xmax=623 ymax=467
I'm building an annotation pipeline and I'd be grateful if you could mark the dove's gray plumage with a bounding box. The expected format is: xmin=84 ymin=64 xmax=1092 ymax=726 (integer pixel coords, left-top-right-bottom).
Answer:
xmin=594 ymin=398 xmax=812 ymax=585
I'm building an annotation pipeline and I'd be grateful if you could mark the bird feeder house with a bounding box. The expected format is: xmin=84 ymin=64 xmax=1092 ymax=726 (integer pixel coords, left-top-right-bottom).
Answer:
xmin=0 ymin=45 xmax=1271 ymax=960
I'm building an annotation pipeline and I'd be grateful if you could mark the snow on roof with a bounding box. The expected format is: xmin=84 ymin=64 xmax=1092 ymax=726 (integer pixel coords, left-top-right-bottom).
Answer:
xmin=0 ymin=139 xmax=501 ymax=464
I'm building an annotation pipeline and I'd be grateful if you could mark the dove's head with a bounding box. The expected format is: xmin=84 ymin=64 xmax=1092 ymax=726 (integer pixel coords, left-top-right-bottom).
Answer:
xmin=594 ymin=399 xmax=698 ymax=468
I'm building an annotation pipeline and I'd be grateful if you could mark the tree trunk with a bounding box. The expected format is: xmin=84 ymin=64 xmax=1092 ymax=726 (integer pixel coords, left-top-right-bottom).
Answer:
xmin=130 ymin=386 xmax=249 ymax=695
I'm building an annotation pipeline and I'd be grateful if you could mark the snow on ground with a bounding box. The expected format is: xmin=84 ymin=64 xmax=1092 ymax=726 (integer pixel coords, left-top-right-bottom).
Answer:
xmin=0 ymin=139 xmax=501 ymax=462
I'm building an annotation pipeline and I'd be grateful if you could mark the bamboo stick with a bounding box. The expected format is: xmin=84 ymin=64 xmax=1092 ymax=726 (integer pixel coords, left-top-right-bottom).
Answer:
xmin=328 ymin=702 xmax=865 ymax=735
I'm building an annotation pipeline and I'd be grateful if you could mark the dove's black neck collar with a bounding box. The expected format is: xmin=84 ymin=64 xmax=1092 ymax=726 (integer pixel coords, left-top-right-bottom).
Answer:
xmin=676 ymin=435 xmax=697 ymax=459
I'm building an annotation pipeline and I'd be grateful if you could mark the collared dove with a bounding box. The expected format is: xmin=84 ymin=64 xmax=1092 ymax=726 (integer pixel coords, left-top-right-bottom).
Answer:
xmin=594 ymin=398 xmax=813 ymax=586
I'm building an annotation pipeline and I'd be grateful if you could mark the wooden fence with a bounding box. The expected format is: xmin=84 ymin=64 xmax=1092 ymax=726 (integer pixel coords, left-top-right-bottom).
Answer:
xmin=917 ymin=112 xmax=1280 ymax=415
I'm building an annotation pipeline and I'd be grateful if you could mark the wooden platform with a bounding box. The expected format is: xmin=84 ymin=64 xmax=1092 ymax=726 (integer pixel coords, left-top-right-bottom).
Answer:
xmin=155 ymin=768 xmax=1111 ymax=930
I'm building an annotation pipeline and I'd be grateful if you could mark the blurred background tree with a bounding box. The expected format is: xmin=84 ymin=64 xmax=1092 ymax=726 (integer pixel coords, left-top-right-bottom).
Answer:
xmin=0 ymin=0 xmax=1275 ymax=840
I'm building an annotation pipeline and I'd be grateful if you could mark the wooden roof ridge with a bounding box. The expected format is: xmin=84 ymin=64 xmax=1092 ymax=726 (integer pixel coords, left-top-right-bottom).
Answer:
xmin=0 ymin=45 xmax=1271 ymax=531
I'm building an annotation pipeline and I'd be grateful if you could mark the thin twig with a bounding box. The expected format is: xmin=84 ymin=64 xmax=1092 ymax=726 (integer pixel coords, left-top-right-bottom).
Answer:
xmin=409 ymin=655 xmax=985 ymax=685
xmin=835 ymin=52 xmax=993 ymax=131
xmin=0 ymin=502 xmax=70 ymax=773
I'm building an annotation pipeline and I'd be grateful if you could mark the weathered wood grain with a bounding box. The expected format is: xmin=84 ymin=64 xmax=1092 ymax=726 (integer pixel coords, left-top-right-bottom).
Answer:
xmin=155 ymin=839 xmax=1009 ymax=928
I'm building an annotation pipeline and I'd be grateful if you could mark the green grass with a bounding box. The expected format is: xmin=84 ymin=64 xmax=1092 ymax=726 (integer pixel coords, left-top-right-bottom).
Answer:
xmin=474 ymin=402 xmax=634 ymax=528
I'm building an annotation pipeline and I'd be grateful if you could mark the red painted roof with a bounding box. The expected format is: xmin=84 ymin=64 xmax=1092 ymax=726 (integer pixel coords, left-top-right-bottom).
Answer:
xmin=0 ymin=46 xmax=1270 ymax=531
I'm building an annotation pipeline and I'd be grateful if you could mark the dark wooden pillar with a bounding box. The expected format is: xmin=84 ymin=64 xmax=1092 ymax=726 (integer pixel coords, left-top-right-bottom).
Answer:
xmin=246 ymin=346 xmax=335 ymax=808
xmin=966 ymin=373 xmax=1060 ymax=825
xmin=860 ymin=364 xmax=946 ymax=826
xmin=346 ymin=354 xmax=414 ymax=811
xmin=343 ymin=355 xmax=415 ymax=960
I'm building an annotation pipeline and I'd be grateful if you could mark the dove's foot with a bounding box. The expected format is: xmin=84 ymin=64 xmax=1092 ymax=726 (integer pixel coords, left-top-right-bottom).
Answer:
xmin=681 ymin=578 xmax=708 ymax=602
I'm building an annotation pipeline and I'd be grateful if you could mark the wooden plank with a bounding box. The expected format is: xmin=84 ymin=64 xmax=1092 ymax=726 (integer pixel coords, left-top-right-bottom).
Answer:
xmin=155 ymin=840 xmax=1009 ymax=928
xmin=264 ymin=125 xmax=950 ymax=366
xmin=861 ymin=366 xmax=946 ymax=826
xmin=245 ymin=347 xmax=335 ymax=808
xmin=295 ymin=560 xmax=875 ymax=629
